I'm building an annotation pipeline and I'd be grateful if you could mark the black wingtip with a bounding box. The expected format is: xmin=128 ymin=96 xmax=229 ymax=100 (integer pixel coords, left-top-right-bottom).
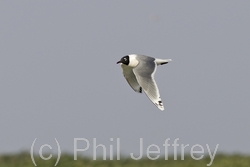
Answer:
xmin=160 ymin=62 xmax=168 ymax=65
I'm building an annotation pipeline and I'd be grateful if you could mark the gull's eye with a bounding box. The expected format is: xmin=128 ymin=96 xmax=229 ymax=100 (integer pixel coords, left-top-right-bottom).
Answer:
xmin=124 ymin=58 xmax=127 ymax=61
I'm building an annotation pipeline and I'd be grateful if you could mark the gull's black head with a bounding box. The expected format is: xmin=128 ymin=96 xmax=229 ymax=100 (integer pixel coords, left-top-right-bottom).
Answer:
xmin=117 ymin=55 xmax=129 ymax=65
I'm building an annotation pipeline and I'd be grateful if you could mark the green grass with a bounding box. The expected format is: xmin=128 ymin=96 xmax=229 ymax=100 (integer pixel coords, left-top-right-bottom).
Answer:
xmin=0 ymin=152 xmax=249 ymax=167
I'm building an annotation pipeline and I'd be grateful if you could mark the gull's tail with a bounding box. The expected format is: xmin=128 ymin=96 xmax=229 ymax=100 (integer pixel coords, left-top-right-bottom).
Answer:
xmin=155 ymin=59 xmax=172 ymax=66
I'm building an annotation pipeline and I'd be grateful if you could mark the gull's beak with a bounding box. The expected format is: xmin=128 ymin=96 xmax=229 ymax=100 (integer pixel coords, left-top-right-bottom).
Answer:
xmin=116 ymin=60 xmax=121 ymax=64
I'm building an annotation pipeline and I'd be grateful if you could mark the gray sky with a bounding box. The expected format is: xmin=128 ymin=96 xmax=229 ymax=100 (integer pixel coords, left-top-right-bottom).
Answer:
xmin=0 ymin=1 xmax=249 ymax=156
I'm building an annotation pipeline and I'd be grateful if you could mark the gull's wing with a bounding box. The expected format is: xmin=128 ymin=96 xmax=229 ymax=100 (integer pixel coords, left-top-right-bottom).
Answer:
xmin=121 ymin=64 xmax=142 ymax=93
xmin=133 ymin=59 xmax=164 ymax=111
